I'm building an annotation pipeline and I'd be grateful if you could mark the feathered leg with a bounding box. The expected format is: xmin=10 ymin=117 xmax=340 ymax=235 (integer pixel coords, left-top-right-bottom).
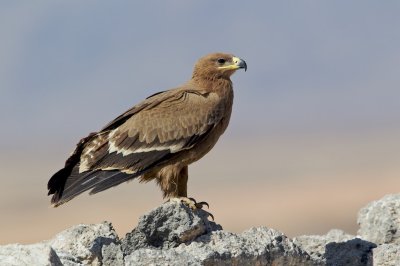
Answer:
xmin=157 ymin=164 xmax=213 ymax=218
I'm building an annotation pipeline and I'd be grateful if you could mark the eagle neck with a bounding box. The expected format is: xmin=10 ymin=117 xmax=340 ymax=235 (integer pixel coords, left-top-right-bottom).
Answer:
xmin=191 ymin=76 xmax=233 ymax=93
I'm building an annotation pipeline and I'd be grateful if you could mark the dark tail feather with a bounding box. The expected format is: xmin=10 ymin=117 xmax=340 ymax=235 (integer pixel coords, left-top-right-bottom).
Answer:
xmin=48 ymin=167 xmax=70 ymax=204
xmin=52 ymin=169 xmax=137 ymax=207
xmin=47 ymin=133 xmax=96 ymax=206
xmin=48 ymin=164 xmax=85 ymax=206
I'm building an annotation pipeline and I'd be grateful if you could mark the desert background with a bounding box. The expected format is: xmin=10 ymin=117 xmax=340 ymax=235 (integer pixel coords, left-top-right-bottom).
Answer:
xmin=1 ymin=1 xmax=400 ymax=244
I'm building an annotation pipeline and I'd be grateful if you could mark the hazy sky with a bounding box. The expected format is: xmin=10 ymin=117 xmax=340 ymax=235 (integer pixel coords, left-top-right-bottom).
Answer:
xmin=1 ymin=1 xmax=400 ymax=244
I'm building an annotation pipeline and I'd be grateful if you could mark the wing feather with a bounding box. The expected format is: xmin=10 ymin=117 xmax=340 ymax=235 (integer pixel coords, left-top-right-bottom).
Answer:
xmin=81 ymin=89 xmax=224 ymax=172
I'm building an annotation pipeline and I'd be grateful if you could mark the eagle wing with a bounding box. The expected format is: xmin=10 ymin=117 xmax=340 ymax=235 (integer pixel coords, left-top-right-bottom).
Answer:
xmin=48 ymin=88 xmax=226 ymax=205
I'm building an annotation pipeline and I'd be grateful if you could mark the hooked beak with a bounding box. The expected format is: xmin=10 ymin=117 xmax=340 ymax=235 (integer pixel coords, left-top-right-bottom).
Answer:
xmin=232 ymin=56 xmax=247 ymax=72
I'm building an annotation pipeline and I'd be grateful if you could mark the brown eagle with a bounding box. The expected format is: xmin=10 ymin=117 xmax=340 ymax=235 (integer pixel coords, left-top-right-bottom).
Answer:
xmin=48 ymin=52 xmax=247 ymax=207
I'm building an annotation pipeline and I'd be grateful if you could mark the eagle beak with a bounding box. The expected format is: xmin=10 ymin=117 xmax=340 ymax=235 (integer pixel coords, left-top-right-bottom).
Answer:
xmin=218 ymin=56 xmax=247 ymax=72
xmin=232 ymin=56 xmax=247 ymax=72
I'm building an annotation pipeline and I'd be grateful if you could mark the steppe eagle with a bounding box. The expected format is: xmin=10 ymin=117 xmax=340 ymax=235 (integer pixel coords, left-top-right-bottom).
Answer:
xmin=48 ymin=52 xmax=247 ymax=208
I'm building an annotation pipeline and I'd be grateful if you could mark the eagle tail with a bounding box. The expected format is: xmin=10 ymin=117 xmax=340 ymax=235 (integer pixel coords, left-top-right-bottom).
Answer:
xmin=50 ymin=168 xmax=134 ymax=206
xmin=47 ymin=167 xmax=71 ymax=205
xmin=47 ymin=133 xmax=96 ymax=206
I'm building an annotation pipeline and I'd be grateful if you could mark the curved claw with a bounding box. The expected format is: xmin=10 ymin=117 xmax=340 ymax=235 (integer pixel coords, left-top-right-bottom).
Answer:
xmin=196 ymin=201 xmax=209 ymax=209
xmin=188 ymin=197 xmax=197 ymax=203
xmin=187 ymin=197 xmax=209 ymax=209
xmin=204 ymin=210 xmax=214 ymax=221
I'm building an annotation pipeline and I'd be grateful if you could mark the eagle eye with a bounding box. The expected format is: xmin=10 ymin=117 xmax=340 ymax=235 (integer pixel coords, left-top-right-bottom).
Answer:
xmin=217 ymin=58 xmax=226 ymax=64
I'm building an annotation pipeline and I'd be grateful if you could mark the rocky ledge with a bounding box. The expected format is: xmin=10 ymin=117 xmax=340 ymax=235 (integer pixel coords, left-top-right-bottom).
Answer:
xmin=1 ymin=194 xmax=400 ymax=266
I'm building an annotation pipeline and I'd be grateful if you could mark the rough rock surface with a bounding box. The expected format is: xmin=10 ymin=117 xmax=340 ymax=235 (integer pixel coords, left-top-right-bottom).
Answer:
xmin=120 ymin=202 xmax=313 ymax=265
xmin=372 ymin=243 xmax=400 ymax=266
xmin=170 ymin=227 xmax=313 ymax=266
xmin=357 ymin=194 xmax=400 ymax=244
xmin=50 ymin=221 xmax=119 ymax=265
xmin=293 ymin=229 xmax=355 ymax=262
xmin=0 ymin=222 xmax=119 ymax=266
xmin=1 ymin=194 xmax=400 ymax=265
xmin=123 ymin=227 xmax=313 ymax=266
xmin=102 ymin=242 xmax=124 ymax=266
xmin=0 ymin=243 xmax=61 ymax=266
xmin=121 ymin=201 xmax=221 ymax=253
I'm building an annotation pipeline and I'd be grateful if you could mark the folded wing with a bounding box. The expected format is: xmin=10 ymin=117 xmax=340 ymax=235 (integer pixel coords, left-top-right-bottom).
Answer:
xmin=48 ymin=88 xmax=225 ymax=206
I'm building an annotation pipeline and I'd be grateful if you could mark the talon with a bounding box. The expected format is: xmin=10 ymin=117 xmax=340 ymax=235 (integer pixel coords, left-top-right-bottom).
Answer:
xmin=187 ymin=198 xmax=209 ymax=209
xmin=196 ymin=201 xmax=209 ymax=209
xmin=188 ymin=197 xmax=197 ymax=204
xmin=205 ymin=210 xmax=214 ymax=221
xmin=169 ymin=197 xmax=214 ymax=219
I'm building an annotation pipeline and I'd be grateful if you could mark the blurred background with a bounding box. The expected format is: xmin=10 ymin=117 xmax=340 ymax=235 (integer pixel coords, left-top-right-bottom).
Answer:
xmin=1 ymin=1 xmax=400 ymax=244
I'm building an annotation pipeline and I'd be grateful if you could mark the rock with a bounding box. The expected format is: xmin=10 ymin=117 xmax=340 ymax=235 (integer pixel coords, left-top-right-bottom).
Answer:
xmin=0 ymin=242 xmax=61 ymax=266
xmin=124 ymin=227 xmax=313 ymax=265
xmin=102 ymin=242 xmax=124 ymax=266
xmin=0 ymin=222 xmax=119 ymax=266
xmin=293 ymin=229 xmax=355 ymax=263
xmin=121 ymin=201 xmax=222 ymax=254
xmin=122 ymin=202 xmax=313 ymax=265
xmin=3 ymin=194 xmax=400 ymax=265
xmin=373 ymin=243 xmax=400 ymax=266
xmin=294 ymin=230 xmax=381 ymax=265
xmin=357 ymin=194 xmax=400 ymax=244
xmin=325 ymin=238 xmax=376 ymax=266
xmin=179 ymin=227 xmax=314 ymax=266
xmin=124 ymin=249 xmax=199 ymax=266
xmin=50 ymin=221 xmax=119 ymax=265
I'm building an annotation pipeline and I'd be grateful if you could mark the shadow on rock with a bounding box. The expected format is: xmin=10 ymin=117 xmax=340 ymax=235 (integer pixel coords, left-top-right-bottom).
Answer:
xmin=325 ymin=238 xmax=376 ymax=266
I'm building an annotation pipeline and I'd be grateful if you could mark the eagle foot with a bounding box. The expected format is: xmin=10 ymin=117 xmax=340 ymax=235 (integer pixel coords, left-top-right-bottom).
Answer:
xmin=169 ymin=197 xmax=214 ymax=220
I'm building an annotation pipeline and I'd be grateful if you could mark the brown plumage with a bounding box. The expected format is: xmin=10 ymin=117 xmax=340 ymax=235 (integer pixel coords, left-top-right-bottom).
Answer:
xmin=47 ymin=52 xmax=247 ymax=206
